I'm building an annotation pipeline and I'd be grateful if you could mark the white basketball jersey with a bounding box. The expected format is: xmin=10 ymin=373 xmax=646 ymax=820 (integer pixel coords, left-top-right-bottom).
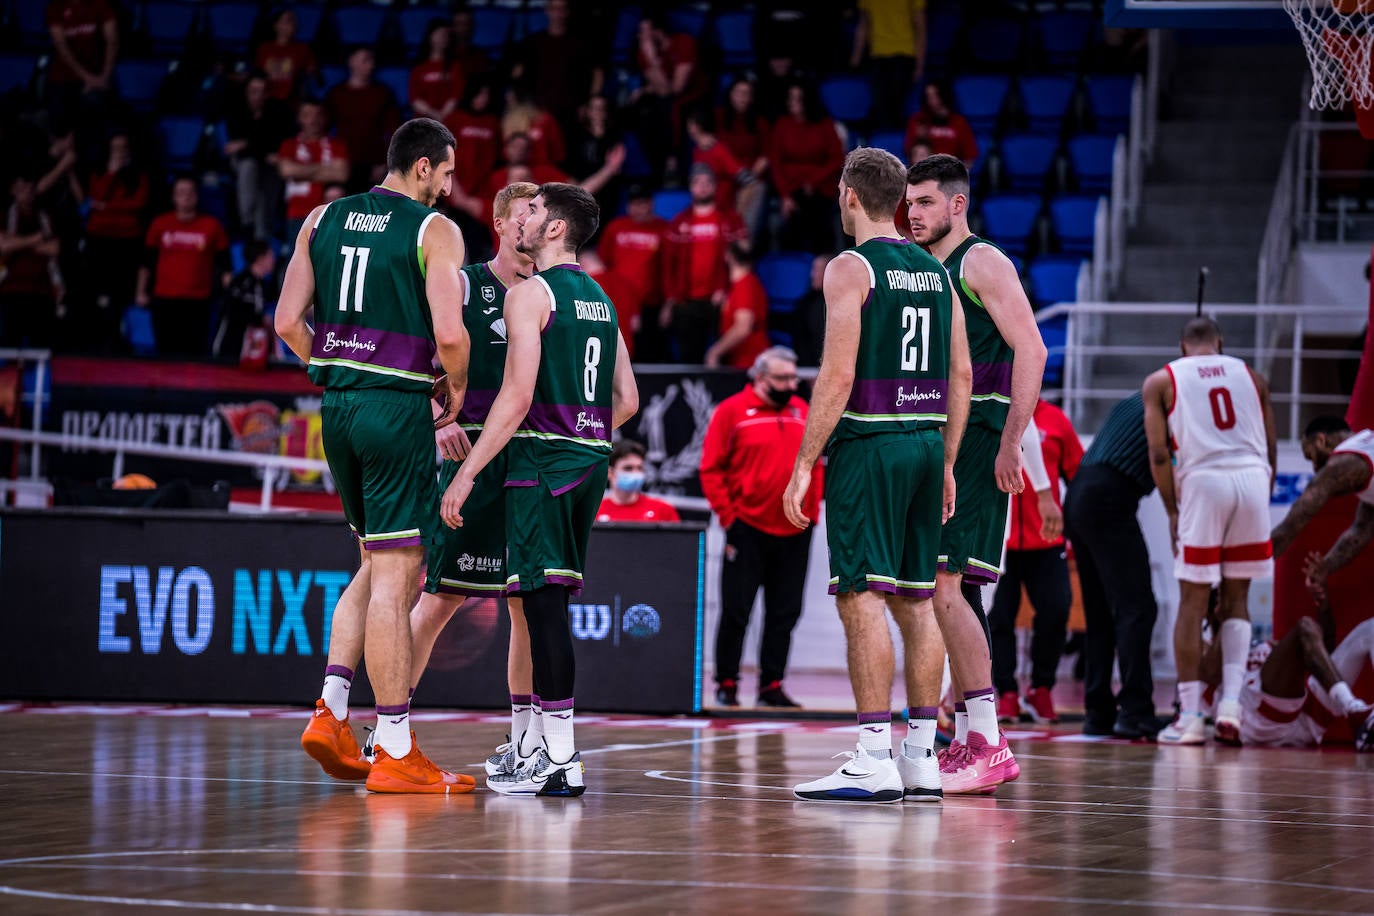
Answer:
xmin=1166 ymin=354 xmax=1268 ymax=475
xmin=1332 ymin=429 xmax=1374 ymax=505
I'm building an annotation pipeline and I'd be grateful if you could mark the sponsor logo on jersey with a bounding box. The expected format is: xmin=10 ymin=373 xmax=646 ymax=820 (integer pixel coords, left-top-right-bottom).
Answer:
xmin=321 ymin=331 xmax=378 ymax=354
xmin=576 ymin=411 xmax=606 ymax=433
xmin=489 ymin=318 xmax=507 ymax=342
xmin=482 ymin=286 xmax=495 ymax=303
xmin=896 ymin=386 xmax=942 ymax=408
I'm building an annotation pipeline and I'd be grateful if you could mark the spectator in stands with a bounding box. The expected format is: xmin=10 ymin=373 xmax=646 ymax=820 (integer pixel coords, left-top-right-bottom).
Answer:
xmin=255 ymin=8 xmax=315 ymax=104
xmin=701 ymin=346 xmax=821 ymax=707
xmin=502 ymin=80 xmax=566 ymax=169
xmin=791 ymin=253 xmax=828 ymax=367
xmin=581 ymin=249 xmax=643 ymax=361
xmin=449 ymin=6 xmax=493 ymax=83
xmin=597 ymin=440 xmax=680 ymax=523
xmin=770 ymin=80 xmax=845 ymax=254
xmin=989 ymin=399 xmax=1084 ymax=726
xmin=83 ymin=132 xmax=147 ymax=342
xmin=599 ymin=183 xmax=669 ymax=362
xmin=717 ymin=77 xmax=771 ymax=244
xmin=443 ymin=77 xmax=501 ymax=219
xmin=852 ymin=0 xmax=926 ymax=131
xmin=685 ymin=108 xmax=747 ymax=215
xmin=564 ymin=95 xmax=627 ymax=229
xmin=705 ymin=242 xmax=769 ymax=370
xmin=135 ymin=176 xmax=229 ymax=359
xmin=44 ymin=0 xmax=118 ymax=130
xmin=510 ymin=0 xmax=603 ymax=137
xmin=409 ymin=19 xmax=463 ymax=124
xmin=224 ymin=73 xmax=293 ymax=241
xmin=213 ymin=239 xmax=276 ymax=364
xmin=0 ymin=174 xmax=64 ymax=350
xmin=631 ymin=11 xmax=707 ymax=181
xmin=663 ymin=164 xmax=747 ymax=364
xmin=277 ymin=99 xmax=348 ymax=242
xmin=325 ymin=46 xmax=400 ymax=190
xmin=903 ymin=81 xmax=979 ymax=170
xmin=467 ymin=133 xmax=570 ymax=230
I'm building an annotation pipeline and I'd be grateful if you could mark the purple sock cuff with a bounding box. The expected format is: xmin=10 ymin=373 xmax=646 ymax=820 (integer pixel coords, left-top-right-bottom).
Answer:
xmin=541 ymin=697 xmax=575 ymax=712
xmin=857 ymin=711 xmax=890 ymax=725
xmin=954 ymin=702 xmax=967 ymax=713
xmin=510 ymin=694 xmax=532 ymax=705
xmin=964 ymin=687 xmax=996 ymax=700
xmin=375 ymin=704 xmax=409 ymax=717
xmin=325 ymin=665 xmax=354 ymax=681
xmin=908 ymin=706 xmax=939 ymax=719
xmin=531 ymin=694 xmax=541 ymax=707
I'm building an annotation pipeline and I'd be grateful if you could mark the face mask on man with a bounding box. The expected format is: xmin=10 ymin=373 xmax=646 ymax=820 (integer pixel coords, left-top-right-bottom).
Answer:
xmin=615 ymin=471 xmax=645 ymax=494
xmin=763 ymin=386 xmax=792 ymax=407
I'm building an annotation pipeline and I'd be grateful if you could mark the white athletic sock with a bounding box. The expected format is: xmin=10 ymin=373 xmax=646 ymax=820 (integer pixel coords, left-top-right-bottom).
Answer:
xmin=542 ymin=699 xmax=576 ymax=763
xmin=1178 ymin=680 xmax=1204 ymax=717
xmin=1329 ymin=681 xmax=1359 ymax=715
xmin=954 ymin=706 xmax=969 ymax=745
xmin=965 ymin=689 xmax=1001 ymax=744
xmin=1219 ymin=618 xmax=1251 ymax=702
xmin=510 ymin=694 xmax=532 ymax=745
xmin=322 ymin=672 xmax=351 ymax=721
xmin=522 ymin=697 xmax=545 ymax=755
xmin=906 ymin=707 xmax=938 ymax=753
xmin=858 ymin=713 xmax=892 ymax=756
xmin=373 ymin=704 xmax=413 ymax=759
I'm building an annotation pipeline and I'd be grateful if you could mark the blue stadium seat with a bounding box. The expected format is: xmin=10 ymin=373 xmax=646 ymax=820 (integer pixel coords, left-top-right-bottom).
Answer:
xmin=115 ymin=59 xmax=168 ymax=112
xmin=969 ymin=132 xmax=996 ymax=183
xmin=1085 ymin=75 xmax=1135 ymax=134
xmin=334 ymin=7 xmax=389 ymax=49
xmin=924 ymin=9 xmax=961 ymax=75
xmin=1006 ymin=253 xmax=1025 ymax=277
xmin=293 ymin=7 xmax=323 ymax=43
xmin=756 ymin=252 xmax=813 ymax=310
xmin=144 ymin=2 xmax=199 ymax=55
xmin=869 ymin=129 xmax=907 ymax=162
xmin=123 ymin=306 xmax=158 ymax=357
xmin=611 ymin=6 xmax=643 ymax=64
xmin=159 ymin=116 xmax=205 ymax=171
xmin=399 ymin=8 xmax=442 ymax=56
xmin=1049 ymin=194 xmax=1102 ymax=255
xmin=1066 ymin=133 xmax=1117 ymax=192
xmin=376 ymin=66 xmax=410 ymax=108
xmin=206 ymin=3 xmax=258 ymax=56
xmin=1019 ymin=75 xmax=1077 ymax=137
xmin=820 ymin=75 xmax=873 ymax=125
xmin=667 ymin=8 xmax=707 ymax=37
xmin=652 ymin=189 xmax=691 ymax=221
xmin=952 ymin=74 xmax=1011 ymax=134
xmin=619 ymin=131 xmax=653 ymax=179
xmin=1039 ymin=314 xmax=1068 ymax=385
xmin=1035 ymin=11 xmax=1095 ymax=70
xmin=998 ymin=133 xmax=1059 ymax=192
xmin=715 ymin=11 xmax=754 ymax=66
xmin=13 ymin=3 xmax=49 ymax=45
xmin=521 ymin=8 xmax=549 ymax=41
xmin=1027 ymin=255 xmax=1085 ymax=309
xmin=319 ymin=66 xmax=346 ymax=93
xmin=967 ymin=16 xmax=1024 ymax=69
xmin=978 ymin=193 xmax=1041 ymax=257
xmin=471 ymin=7 xmax=515 ymax=50
xmin=0 ymin=54 xmax=34 ymax=95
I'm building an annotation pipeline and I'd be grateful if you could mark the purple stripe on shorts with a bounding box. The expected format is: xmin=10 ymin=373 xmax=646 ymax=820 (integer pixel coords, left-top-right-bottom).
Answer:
xmin=894 ymin=585 xmax=936 ymax=599
xmin=937 ymin=559 xmax=1002 ymax=586
xmin=365 ymin=535 xmax=423 ymax=551
xmin=531 ymin=694 xmax=541 ymax=706
xmin=545 ymin=573 xmax=584 ymax=596
xmin=857 ymin=711 xmax=890 ymax=725
xmin=505 ymin=479 xmax=539 ymax=488
xmin=550 ymin=462 xmax=597 ymax=497
xmin=828 ymin=578 xmax=931 ymax=599
xmin=325 ymin=665 xmax=354 ymax=681
xmin=434 ymin=582 xmax=507 ymax=598
xmin=376 ymin=703 xmax=409 ymax=716
xmin=541 ymin=697 xmax=575 ymax=712
xmin=908 ymin=706 xmax=939 ymax=719
xmin=964 ymin=687 xmax=996 ymax=701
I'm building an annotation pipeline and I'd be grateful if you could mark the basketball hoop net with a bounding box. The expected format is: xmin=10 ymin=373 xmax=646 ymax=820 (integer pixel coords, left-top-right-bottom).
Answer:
xmin=1285 ymin=0 xmax=1374 ymax=111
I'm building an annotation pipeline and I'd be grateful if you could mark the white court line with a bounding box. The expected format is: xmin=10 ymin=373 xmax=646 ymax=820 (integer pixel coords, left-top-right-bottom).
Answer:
xmin=644 ymin=770 xmax=787 ymax=792
xmin=1013 ymin=778 xmax=1374 ymax=804
xmin=1013 ymin=750 xmax=1374 ymax=778
xmin=0 ymin=853 xmax=1330 ymax=913
xmin=0 ymin=768 xmax=338 ymax=788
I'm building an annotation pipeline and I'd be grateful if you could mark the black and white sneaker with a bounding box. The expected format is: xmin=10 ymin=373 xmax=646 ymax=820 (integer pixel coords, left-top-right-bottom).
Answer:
xmin=793 ymin=746 xmax=903 ymax=803
xmin=896 ymin=741 xmax=943 ymax=802
xmin=486 ymin=749 xmax=586 ymax=797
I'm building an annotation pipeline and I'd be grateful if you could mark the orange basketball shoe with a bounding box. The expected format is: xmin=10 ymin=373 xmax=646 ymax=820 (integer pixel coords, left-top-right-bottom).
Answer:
xmin=365 ymin=733 xmax=476 ymax=794
xmin=301 ymin=699 xmax=371 ymax=781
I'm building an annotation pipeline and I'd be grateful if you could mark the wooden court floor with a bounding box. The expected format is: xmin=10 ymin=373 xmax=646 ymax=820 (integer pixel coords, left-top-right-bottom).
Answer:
xmin=2 ymin=705 xmax=1373 ymax=914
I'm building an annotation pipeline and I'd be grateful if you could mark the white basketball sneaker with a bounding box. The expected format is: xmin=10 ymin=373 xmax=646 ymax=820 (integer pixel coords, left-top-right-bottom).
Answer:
xmin=793 ymin=746 xmax=903 ymax=803
xmin=485 ymin=733 xmax=539 ymax=777
xmin=1214 ymin=699 xmax=1243 ymax=746
xmin=896 ymin=742 xmax=943 ymax=802
xmin=1157 ymin=713 xmax=1207 ymax=745
xmin=487 ymin=749 xmax=585 ymax=798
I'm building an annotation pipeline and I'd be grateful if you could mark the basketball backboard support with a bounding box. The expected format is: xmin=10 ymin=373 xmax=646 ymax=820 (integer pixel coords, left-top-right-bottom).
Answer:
xmin=1104 ymin=0 xmax=1294 ymax=29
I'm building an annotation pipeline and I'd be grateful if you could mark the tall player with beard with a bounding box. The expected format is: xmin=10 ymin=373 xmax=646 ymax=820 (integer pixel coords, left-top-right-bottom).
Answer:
xmin=904 ymin=153 xmax=1045 ymax=794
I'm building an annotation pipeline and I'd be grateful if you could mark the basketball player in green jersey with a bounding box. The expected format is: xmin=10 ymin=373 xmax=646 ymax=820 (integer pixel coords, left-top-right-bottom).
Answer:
xmin=277 ymin=118 xmax=474 ymax=793
xmin=442 ymin=183 xmax=639 ymax=797
xmin=905 ymin=153 xmax=1045 ymax=794
xmin=400 ymin=182 xmax=544 ymax=777
xmin=783 ymin=147 xmax=971 ymax=803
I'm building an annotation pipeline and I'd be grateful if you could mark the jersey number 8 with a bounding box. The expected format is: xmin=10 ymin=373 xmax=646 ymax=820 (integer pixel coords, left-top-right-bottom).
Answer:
xmin=584 ymin=337 xmax=602 ymax=401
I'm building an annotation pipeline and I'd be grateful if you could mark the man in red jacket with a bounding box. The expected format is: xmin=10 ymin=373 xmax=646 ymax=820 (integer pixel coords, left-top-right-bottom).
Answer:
xmin=701 ymin=346 xmax=822 ymax=707
xmin=988 ymin=399 xmax=1084 ymax=725
xmin=663 ymin=164 xmax=747 ymax=363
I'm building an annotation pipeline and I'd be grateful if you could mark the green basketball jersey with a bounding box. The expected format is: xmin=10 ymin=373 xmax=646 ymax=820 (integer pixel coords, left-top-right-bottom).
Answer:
xmin=944 ymin=234 xmax=1013 ymax=431
xmin=458 ymin=261 xmax=511 ymax=432
xmin=508 ymin=264 xmax=619 ymax=488
xmin=832 ymin=236 xmax=954 ymax=443
xmin=307 ymin=187 xmax=442 ymax=393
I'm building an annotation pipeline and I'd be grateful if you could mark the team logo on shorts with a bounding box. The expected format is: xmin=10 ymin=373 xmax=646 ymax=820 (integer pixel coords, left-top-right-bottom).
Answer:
xmin=622 ymin=603 xmax=661 ymax=639
xmin=457 ymin=553 xmax=476 ymax=572
xmin=482 ymin=286 xmax=495 ymax=303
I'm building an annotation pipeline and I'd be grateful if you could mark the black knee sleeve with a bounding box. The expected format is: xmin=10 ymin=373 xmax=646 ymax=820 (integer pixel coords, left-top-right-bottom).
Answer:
xmin=522 ymin=585 xmax=576 ymax=703
xmin=963 ymin=580 xmax=992 ymax=652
